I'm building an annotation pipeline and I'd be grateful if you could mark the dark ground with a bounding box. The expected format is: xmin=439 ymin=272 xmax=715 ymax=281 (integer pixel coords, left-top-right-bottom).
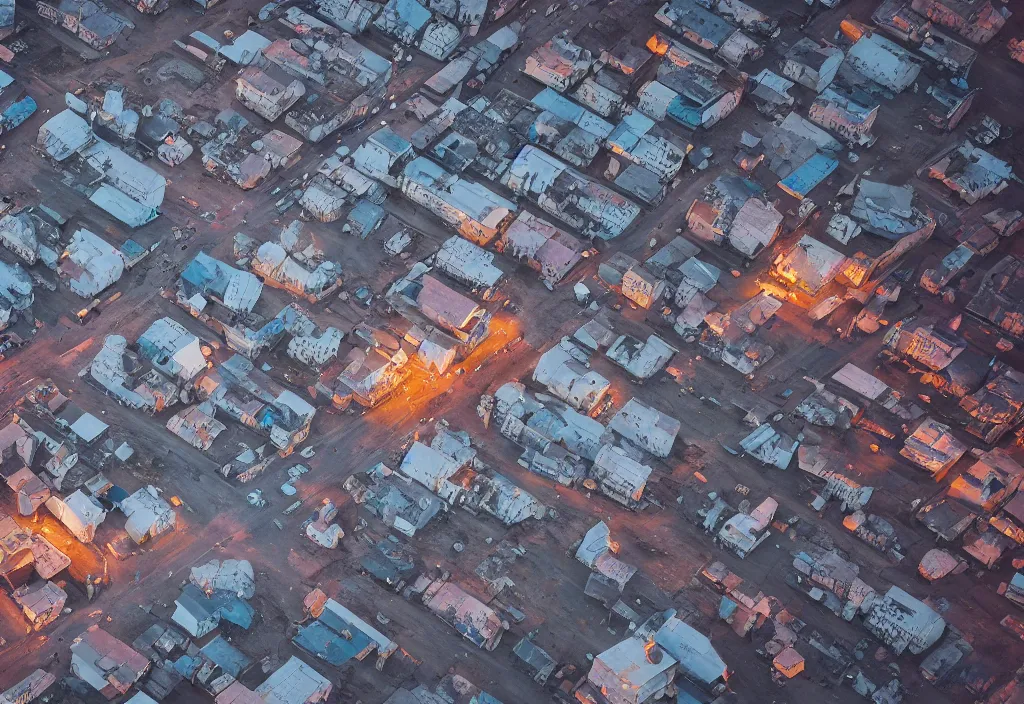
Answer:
xmin=0 ymin=0 xmax=1023 ymax=701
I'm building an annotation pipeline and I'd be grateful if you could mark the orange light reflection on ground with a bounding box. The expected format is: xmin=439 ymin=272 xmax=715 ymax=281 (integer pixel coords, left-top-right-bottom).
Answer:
xmin=362 ymin=312 xmax=523 ymax=426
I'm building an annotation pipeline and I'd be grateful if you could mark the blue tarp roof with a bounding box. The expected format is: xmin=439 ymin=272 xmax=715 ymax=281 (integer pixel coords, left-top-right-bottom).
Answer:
xmin=176 ymin=584 xmax=254 ymax=630
xmin=172 ymin=654 xmax=204 ymax=679
xmin=667 ymin=97 xmax=703 ymax=130
xmin=778 ymin=153 xmax=839 ymax=199
xmin=200 ymin=635 xmax=252 ymax=677
xmin=292 ymin=619 xmax=373 ymax=666
xmin=181 ymin=252 xmax=231 ymax=298
xmin=212 ymin=592 xmax=254 ymax=629
xmin=106 ymin=484 xmax=131 ymax=505
xmin=120 ymin=239 xmax=146 ymax=260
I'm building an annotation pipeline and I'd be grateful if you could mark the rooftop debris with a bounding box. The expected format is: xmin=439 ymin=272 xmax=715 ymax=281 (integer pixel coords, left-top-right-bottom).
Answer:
xmin=783 ymin=38 xmax=843 ymax=93
xmin=771 ymin=235 xmax=846 ymax=297
xmin=809 ymin=88 xmax=878 ymax=148
xmin=503 ymin=146 xmax=640 ymax=240
xmin=792 ymin=548 xmax=876 ymax=620
xmin=921 ymin=140 xmax=1016 ymax=204
xmin=482 ymin=381 xmax=653 ymax=506
xmin=70 ymin=625 xmax=150 ymax=699
xmin=432 ymin=674 xmax=502 ymax=703
xmin=606 ymin=333 xmax=677 ymax=380
xmin=400 ymin=156 xmax=517 ymax=246
xmin=523 ymin=33 xmax=593 ymax=92
xmin=172 ymin=581 xmax=254 ymax=637
xmin=900 ymin=417 xmax=967 ymax=480
xmin=191 ymin=559 xmax=256 ymax=598
xmin=119 ymin=485 xmax=176 ymax=544
xmin=235 ymin=230 xmax=342 ymax=303
xmin=296 ymin=590 xmax=398 ymax=670
xmin=512 ymin=637 xmax=556 ymax=685
xmin=873 ymin=0 xmax=977 ymax=76
xmin=497 ymin=210 xmax=584 ymax=284
xmin=920 ymin=628 xmax=973 ymax=683
xmin=841 ymin=27 xmax=923 ymax=94
xmin=575 ymin=521 xmax=637 ymax=592
xmin=968 ymin=256 xmax=1024 ymax=339
xmin=36 ymin=0 xmax=134 ymax=49
xmin=38 ymin=111 xmax=164 ymax=226
xmin=844 ymin=510 xmax=905 ymax=560
xmin=749 ymin=69 xmax=794 ymax=116
xmin=699 ymin=292 xmax=780 ymax=374
xmin=345 ymin=462 xmax=443 ymax=536
xmin=654 ymin=0 xmax=762 ymax=67
xmin=918 ymin=548 xmax=967 ymax=581
xmin=850 ymin=179 xmax=933 ymax=240
xmin=425 ymin=23 xmax=523 ymax=95
xmin=698 ymin=0 xmax=777 ymax=37
xmin=880 ymin=318 xmax=988 ymax=397
xmin=738 ymin=424 xmax=797 ymax=469
xmin=433 ymin=236 xmax=504 ymax=289
xmin=422 ymin=576 xmax=507 ymax=649
xmin=256 ymin=656 xmax=332 ymax=704
xmin=960 ymin=368 xmax=1024 ymax=444
xmin=717 ymin=496 xmax=777 ymax=558
xmin=863 ymin=586 xmax=945 ymax=655
xmin=686 ymin=173 xmax=783 ymax=258
xmin=198 ymin=110 xmax=299 ymax=190
xmin=195 ymin=355 xmax=315 ymax=455
xmin=609 ymin=398 xmax=680 ymax=458
xmin=0 ymin=670 xmax=57 ymax=703
xmin=620 ymin=262 xmax=666 ymax=310
xmin=581 ymin=632 xmax=677 ymax=704
xmin=394 ymin=425 xmax=545 ymax=526
xmin=0 ymin=208 xmax=61 ymax=270
xmin=533 ymin=339 xmax=610 ymax=414
xmin=387 ymin=265 xmax=491 ymax=358
xmin=909 ymin=0 xmax=1008 ymax=44
xmin=639 ymin=34 xmax=746 ymax=130
xmin=12 ymin=580 xmax=66 ymax=630
xmin=578 ymin=607 xmax=729 ymax=703
xmin=606 ymin=111 xmax=690 ymax=182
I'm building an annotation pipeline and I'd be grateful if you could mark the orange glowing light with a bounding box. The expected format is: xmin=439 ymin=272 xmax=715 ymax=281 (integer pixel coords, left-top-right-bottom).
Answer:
xmin=646 ymin=35 xmax=668 ymax=56
xmin=779 ymin=270 xmax=798 ymax=285
xmin=840 ymin=19 xmax=868 ymax=41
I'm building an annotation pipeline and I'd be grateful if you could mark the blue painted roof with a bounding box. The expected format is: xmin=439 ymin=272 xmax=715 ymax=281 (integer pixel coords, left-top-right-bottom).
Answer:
xmin=293 ymin=619 xmax=373 ymax=666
